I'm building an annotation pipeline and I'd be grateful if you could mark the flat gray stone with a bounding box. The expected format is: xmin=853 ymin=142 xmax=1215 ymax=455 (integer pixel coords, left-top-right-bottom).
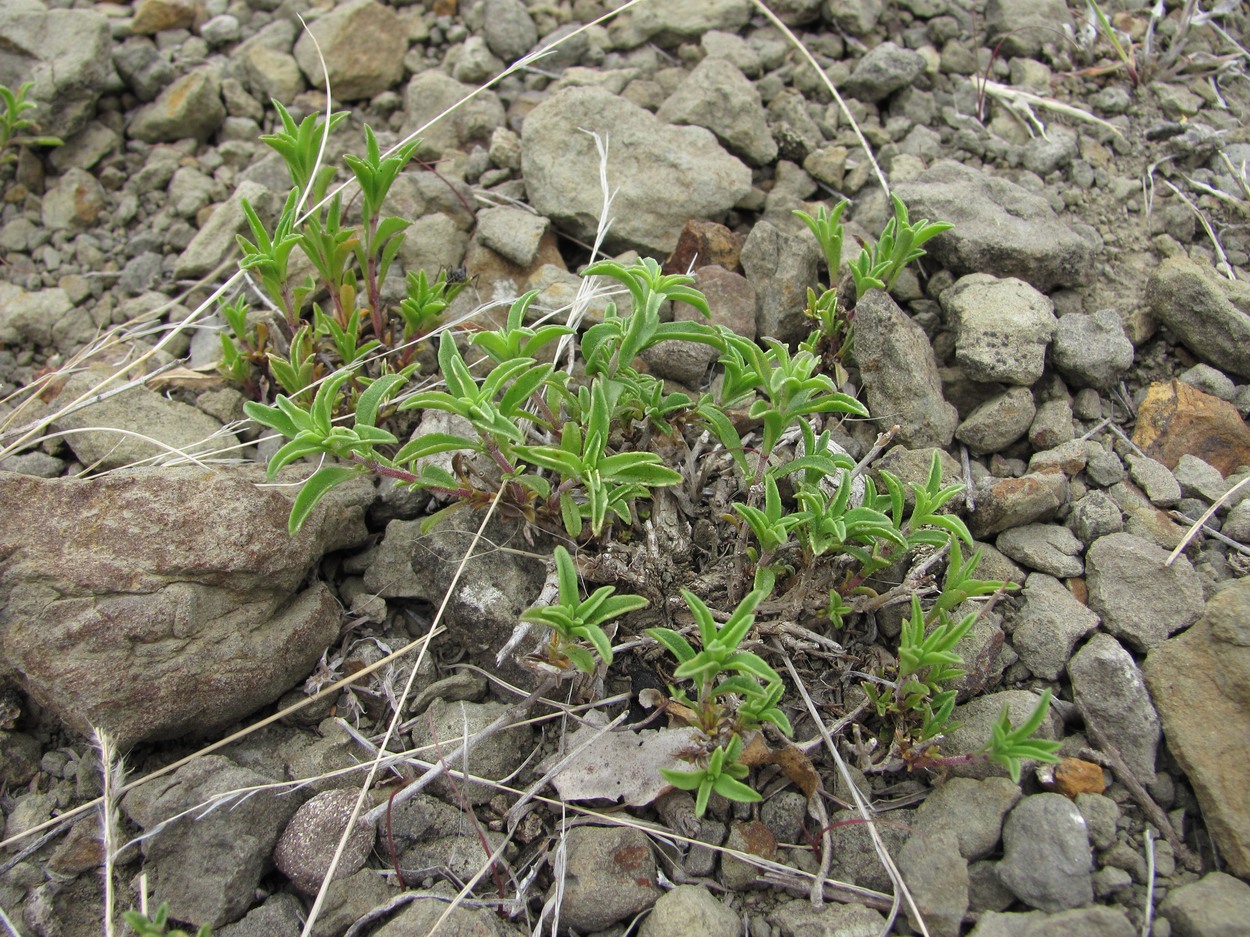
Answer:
xmin=1085 ymin=532 xmax=1204 ymax=651
xmin=996 ymin=524 xmax=1084 ymax=578
xmin=522 ymin=86 xmax=751 ymax=254
xmin=895 ymin=161 xmax=1102 ymax=292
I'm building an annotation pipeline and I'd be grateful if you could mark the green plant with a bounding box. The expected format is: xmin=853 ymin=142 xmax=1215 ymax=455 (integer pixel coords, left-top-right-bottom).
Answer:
xmin=519 ymin=545 xmax=647 ymax=674
xmin=122 ymin=903 xmax=211 ymax=937
xmin=647 ymin=569 xmax=791 ymax=815
xmin=0 ymin=82 xmax=62 ymax=166
xmin=983 ymin=689 xmax=1062 ymax=782
xmin=794 ymin=196 xmax=951 ymax=377
xmin=234 ymin=107 xmax=1057 ymax=806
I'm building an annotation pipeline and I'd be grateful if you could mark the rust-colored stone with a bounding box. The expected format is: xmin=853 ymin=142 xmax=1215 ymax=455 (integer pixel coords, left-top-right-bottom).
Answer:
xmin=1132 ymin=380 xmax=1250 ymax=476
xmin=1053 ymin=758 xmax=1106 ymax=797
xmin=663 ymin=219 xmax=745 ymax=275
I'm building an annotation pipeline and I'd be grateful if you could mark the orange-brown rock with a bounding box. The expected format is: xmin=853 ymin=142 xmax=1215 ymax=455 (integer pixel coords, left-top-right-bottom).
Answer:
xmin=663 ymin=219 xmax=745 ymax=275
xmin=1132 ymin=381 xmax=1250 ymax=476
xmin=1053 ymin=758 xmax=1106 ymax=797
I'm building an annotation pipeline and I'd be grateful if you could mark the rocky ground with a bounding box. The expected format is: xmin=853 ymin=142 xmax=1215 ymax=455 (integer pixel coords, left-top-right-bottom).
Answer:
xmin=2 ymin=0 xmax=1250 ymax=935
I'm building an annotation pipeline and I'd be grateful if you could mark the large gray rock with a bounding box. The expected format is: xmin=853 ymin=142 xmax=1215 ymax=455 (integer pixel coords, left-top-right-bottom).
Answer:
xmin=123 ymin=756 xmax=305 ymax=928
xmin=1069 ymin=634 xmax=1160 ymax=784
xmin=1159 ymin=872 xmax=1250 ymax=937
xmin=0 ymin=467 xmax=370 ymax=747
xmin=482 ymin=0 xmax=538 ymax=62
xmin=548 ymin=826 xmax=659 ymax=931
xmin=853 ymin=289 xmax=958 ymax=448
xmin=956 ymin=387 xmax=1036 ymax=455
xmin=294 ymin=0 xmax=405 ymax=101
xmin=1145 ymin=580 xmax=1250 ymax=877
xmin=128 ymin=65 xmax=225 ymax=143
xmin=1146 ymin=255 xmax=1250 ymax=380
xmin=986 ymin=0 xmax=1075 ymax=57
xmin=968 ymin=907 xmax=1134 ymax=937
xmin=997 ymin=794 xmax=1093 ymax=912
xmin=942 ymin=274 xmax=1057 ymax=385
xmin=522 ymin=87 xmax=751 ymax=255
xmin=912 ymin=777 xmax=1022 ymax=862
xmin=0 ymin=2 xmax=114 ymax=139
xmin=371 ymin=897 xmax=515 ymax=937
xmin=894 ymin=161 xmax=1101 ymax=292
xmin=658 ymin=57 xmax=777 ymax=166
xmin=843 ymin=41 xmax=926 ymax=103
xmin=640 ymin=885 xmax=738 ymax=937
xmin=1084 ymin=532 xmax=1204 ymax=651
xmin=899 ymin=829 xmax=968 ymax=937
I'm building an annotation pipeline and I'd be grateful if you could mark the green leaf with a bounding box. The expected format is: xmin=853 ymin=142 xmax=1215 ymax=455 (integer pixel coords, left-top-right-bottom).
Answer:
xmin=392 ymin=432 xmax=478 ymax=464
xmin=355 ymin=373 xmax=407 ymax=428
xmin=712 ymin=773 xmax=762 ymax=804
xmin=288 ymin=465 xmax=359 ymax=535
xmin=647 ymin=627 xmax=696 ymax=664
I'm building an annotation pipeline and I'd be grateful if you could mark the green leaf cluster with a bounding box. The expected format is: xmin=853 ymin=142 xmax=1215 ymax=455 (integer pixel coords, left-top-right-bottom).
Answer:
xmin=647 ymin=570 xmax=790 ymax=816
xmin=0 ymin=81 xmax=62 ymax=166
xmin=123 ymin=903 xmax=211 ymax=937
xmin=520 ymin=546 xmax=646 ymax=674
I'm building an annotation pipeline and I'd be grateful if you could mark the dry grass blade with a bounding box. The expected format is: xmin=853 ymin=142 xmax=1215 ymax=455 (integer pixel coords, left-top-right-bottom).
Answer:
xmin=979 ymin=78 xmax=1126 ymax=138
xmin=1167 ymin=472 xmax=1250 ymax=565
xmin=94 ymin=728 xmax=123 ymax=937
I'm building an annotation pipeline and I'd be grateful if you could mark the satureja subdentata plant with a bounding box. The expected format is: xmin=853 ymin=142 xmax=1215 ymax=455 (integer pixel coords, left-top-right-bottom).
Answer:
xmin=236 ymin=105 xmax=1058 ymax=812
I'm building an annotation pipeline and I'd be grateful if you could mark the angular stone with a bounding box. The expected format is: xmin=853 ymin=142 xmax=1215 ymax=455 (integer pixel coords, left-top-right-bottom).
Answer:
xmin=129 ymin=65 xmax=225 ymax=143
xmin=943 ymin=274 xmax=1057 ymax=385
xmin=740 ymin=218 xmax=818 ymax=345
xmin=0 ymin=467 xmax=369 ymax=747
xmin=1159 ymin=872 xmax=1250 ymax=937
xmin=1069 ymin=633 xmax=1161 ymax=784
xmin=894 ymin=161 xmax=1101 ymax=292
xmin=957 ymin=387 xmax=1037 ymax=455
xmin=123 ymin=757 xmax=304 ymax=928
xmin=1085 ymin=532 xmax=1204 ymax=651
xmin=522 ymin=86 xmax=751 ymax=255
xmin=1147 ymin=255 xmax=1250 ymax=380
xmin=970 ymin=472 xmax=1069 ymax=538
xmin=657 ymin=57 xmax=776 ymax=166
xmin=853 ymin=289 xmax=958 ymax=448
xmin=608 ymin=0 xmax=752 ymax=49
xmin=0 ymin=4 xmax=113 ymax=139
xmin=1145 ymin=580 xmax=1250 ymax=877
xmin=1009 ymin=573 xmax=1099 ymax=680
xmin=293 ymin=0 xmax=405 ymax=101
xmin=998 ymin=794 xmax=1093 ymax=912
